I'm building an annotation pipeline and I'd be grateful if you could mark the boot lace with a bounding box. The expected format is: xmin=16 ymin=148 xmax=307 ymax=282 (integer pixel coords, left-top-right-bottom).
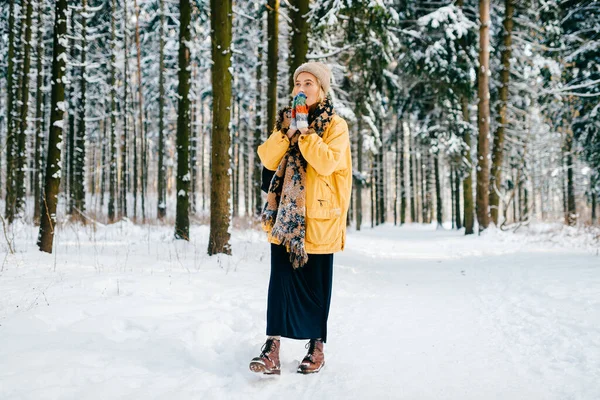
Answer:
xmin=304 ymin=339 xmax=321 ymax=362
xmin=260 ymin=338 xmax=277 ymax=359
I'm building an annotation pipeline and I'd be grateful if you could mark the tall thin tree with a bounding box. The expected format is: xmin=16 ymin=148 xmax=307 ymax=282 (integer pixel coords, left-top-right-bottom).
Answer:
xmin=208 ymin=0 xmax=233 ymax=255
xmin=157 ymin=0 xmax=167 ymax=220
xmin=175 ymin=0 xmax=192 ymax=239
xmin=288 ymin=0 xmax=309 ymax=90
xmin=38 ymin=0 xmax=68 ymax=253
xmin=489 ymin=0 xmax=515 ymax=226
xmin=476 ymin=0 xmax=491 ymax=232
xmin=266 ymin=0 xmax=279 ymax=133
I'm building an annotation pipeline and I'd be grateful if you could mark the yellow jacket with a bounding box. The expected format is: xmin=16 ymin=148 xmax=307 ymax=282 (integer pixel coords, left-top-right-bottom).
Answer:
xmin=257 ymin=115 xmax=352 ymax=254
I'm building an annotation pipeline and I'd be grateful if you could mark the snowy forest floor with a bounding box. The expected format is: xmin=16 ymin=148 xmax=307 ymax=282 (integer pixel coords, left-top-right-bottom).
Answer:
xmin=1 ymin=221 xmax=599 ymax=400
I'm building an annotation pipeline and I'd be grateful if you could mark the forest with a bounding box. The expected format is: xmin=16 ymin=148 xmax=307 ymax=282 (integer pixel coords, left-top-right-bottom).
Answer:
xmin=1 ymin=0 xmax=599 ymax=253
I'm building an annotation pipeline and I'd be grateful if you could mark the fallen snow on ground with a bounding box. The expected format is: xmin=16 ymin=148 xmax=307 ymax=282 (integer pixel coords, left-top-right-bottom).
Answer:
xmin=1 ymin=222 xmax=599 ymax=400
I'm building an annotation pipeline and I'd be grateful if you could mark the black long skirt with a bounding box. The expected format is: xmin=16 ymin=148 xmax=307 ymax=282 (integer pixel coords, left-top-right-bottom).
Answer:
xmin=266 ymin=243 xmax=334 ymax=343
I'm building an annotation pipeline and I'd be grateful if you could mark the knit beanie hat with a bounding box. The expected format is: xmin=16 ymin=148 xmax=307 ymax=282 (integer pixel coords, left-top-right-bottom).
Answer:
xmin=289 ymin=92 xmax=308 ymax=131
xmin=293 ymin=62 xmax=332 ymax=94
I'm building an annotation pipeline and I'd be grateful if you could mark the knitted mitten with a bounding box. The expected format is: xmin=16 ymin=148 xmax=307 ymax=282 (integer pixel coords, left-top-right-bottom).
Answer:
xmin=290 ymin=92 xmax=308 ymax=131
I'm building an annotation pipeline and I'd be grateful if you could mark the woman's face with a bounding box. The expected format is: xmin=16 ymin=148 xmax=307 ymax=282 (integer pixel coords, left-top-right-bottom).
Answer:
xmin=293 ymin=72 xmax=321 ymax=106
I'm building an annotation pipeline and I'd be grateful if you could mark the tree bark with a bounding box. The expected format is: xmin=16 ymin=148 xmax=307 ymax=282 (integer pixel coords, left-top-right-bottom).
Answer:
xmin=157 ymin=0 xmax=166 ymax=220
xmin=400 ymin=120 xmax=406 ymax=225
xmin=4 ymin=0 xmax=17 ymax=221
xmin=455 ymin=165 xmax=462 ymax=229
xmin=266 ymin=0 xmax=279 ymax=134
xmin=409 ymin=133 xmax=416 ymax=222
xmin=253 ymin=9 xmax=264 ymax=216
xmin=489 ymin=0 xmax=515 ymax=226
xmin=108 ymin=0 xmax=118 ymax=222
xmin=133 ymin=0 xmax=144 ymax=220
xmin=208 ymin=0 xmax=233 ymax=255
xmin=288 ymin=0 xmax=309 ymax=90
xmin=33 ymin=1 xmax=45 ymax=225
xmin=15 ymin=0 xmax=34 ymax=219
xmin=74 ymin=0 xmax=88 ymax=223
xmin=38 ymin=0 xmax=68 ymax=253
xmin=476 ymin=0 xmax=491 ymax=232
xmin=462 ymin=97 xmax=475 ymax=234
xmin=434 ymin=155 xmax=443 ymax=228
xmin=175 ymin=0 xmax=192 ymax=240
xmin=356 ymin=112 xmax=363 ymax=230
xmin=120 ymin=0 xmax=130 ymax=219
xmin=564 ymin=130 xmax=576 ymax=226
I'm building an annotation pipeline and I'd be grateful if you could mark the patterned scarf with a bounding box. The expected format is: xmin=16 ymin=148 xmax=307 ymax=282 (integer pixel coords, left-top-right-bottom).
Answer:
xmin=261 ymin=95 xmax=336 ymax=268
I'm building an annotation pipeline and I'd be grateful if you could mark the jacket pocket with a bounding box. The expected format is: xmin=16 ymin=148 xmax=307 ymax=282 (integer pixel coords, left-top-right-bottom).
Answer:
xmin=306 ymin=204 xmax=342 ymax=245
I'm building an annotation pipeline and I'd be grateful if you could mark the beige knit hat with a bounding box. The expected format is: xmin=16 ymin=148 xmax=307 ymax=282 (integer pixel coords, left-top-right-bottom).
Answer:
xmin=293 ymin=62 xmax=332 ymax=94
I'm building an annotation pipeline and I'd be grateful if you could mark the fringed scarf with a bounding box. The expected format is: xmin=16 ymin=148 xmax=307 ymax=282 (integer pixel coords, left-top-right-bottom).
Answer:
xmin=261 ymin=95 xmax=336 ymax=268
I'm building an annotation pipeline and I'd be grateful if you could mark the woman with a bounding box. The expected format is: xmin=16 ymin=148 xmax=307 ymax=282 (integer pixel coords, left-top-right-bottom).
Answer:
xmin=249 ymin=62 xmax=352 ymax=375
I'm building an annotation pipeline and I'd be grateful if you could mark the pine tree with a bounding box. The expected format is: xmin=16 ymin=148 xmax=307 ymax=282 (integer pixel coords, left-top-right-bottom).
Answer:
xmin=74 ymin=0 xmax=88 ymax=223
xmin=157 ymin=0 xmax=167 ymax=220
xmin=288 ymin=0 xmax=309 ymax=89
xmin=175 ymin=0 xmax=192 ymax=240
xmin=208 ymin=0 xmax=233 ymax=255
xmin=38 ymin=0 xmax=68 ymax=253
xmin=489 ymin=0 xmax=515 ymax=226
xmin=266 ymin=0 xmax=279 ymax=133
xmin=108 ymin=0 xmax=118 ymax=223
xmin=476 ymin=0 xmax=491 ymax=232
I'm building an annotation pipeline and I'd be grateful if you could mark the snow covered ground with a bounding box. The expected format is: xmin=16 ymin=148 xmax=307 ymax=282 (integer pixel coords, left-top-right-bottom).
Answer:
xmin=1 ymin=221 xmax=599 ymax=400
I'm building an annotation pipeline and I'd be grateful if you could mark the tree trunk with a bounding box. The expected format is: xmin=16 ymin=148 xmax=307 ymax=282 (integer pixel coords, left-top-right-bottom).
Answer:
xmin=101 ymin=103 xmax=107 ymax=207
xmin=476 ymin=0 xmax=491 ymax=232
xmin=133 ymin=0 xmax=144 ymax=220
xmin=355 ymin=112 xmax=363 ymax=230
xmin=266 ymin=0 xmax=279 ymax=134
xmin=4 ymin=0 xmax=17 ymax=222
xmin=67 ymin=31 xmax=77 ymax=215
xmin=455 ymin=165 xmax=462 ymax=229
xmin=243 ymin=115 xmax=250 ymax=216
xmin=371 ymin=157 xmax=375 ymax=228
xmin=451 ymin=168 xmax=456 ymax=229
xmin=201 ymin=98 xmax=207 ymax=212
xmin=591 ymin=182 xmax=597 ymax=224
xmin=232 ymin=100 xmax=240 ymax=218
xmin=409 ymin=133 xmax=416 ymax=222
xmin=462 ymin=97 xmax=475 ymax=234
xmin=157 ymin=0 xmax=167 ymax=220
xmin=564 ymin=130 xmax=576 ymax=226
xmin=253 ymin=9 xmax=264 ymax=216
xmin=142 ymin=108 xmax=149 ymax=221
xmin=489 ymin=0 xmax=514 ymax=226
xmin=400 ymin=119 xmax=406 ymax=225
xmin=74 ymin=0 xmax=88 ymax=223
xmin=121 ymin=0 xmax=130 ymax=219
xmin=394 ymin=114 xmax=400 ymax=226
xmin=434 ymin=155 xmax=443 ymax=228
xmin=288 ymin=0 xmax=309 ymax=90
xmin=208 ymin=0 xmax=233 ymax=255
xmin=15 ymin=0 xmax=34 ymax=219
xmin=33 ymin=2 xmax=45 ymax=225
xmin=108 ymin=0 xmax=118 ymax=223
xmin=175 ymin=0 xmax=192 ymax=240
xmin=191 ymin=82 xmax=199 ymax=215
xmin=38 ymin=0 xmax=68 ymax=253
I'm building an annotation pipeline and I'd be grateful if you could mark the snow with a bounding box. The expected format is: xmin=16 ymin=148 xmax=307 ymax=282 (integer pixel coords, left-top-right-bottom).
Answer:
xmin=0 ymin=222 xmax=598 ymax=399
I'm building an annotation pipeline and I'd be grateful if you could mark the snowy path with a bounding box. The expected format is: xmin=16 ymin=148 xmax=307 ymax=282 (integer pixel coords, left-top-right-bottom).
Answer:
xmin=1 ymin=223 xmax=599 ymax=399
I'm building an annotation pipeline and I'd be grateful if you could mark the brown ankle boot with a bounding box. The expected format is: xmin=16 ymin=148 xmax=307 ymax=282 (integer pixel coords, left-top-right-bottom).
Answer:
xmin=249 ymin=338 xmax=281 ymax=375
xmin=297 ymin=339 xmax=325 ymax=374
